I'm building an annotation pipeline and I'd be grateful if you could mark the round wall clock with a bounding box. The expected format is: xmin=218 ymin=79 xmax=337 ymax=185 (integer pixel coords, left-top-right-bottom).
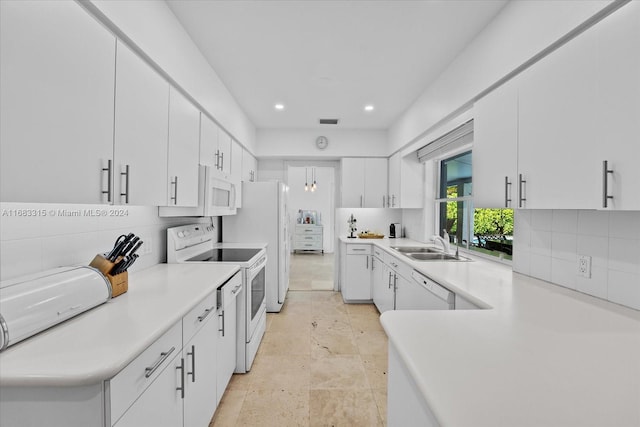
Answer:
xmin=315 ymin=136 xmax=328 ymax=150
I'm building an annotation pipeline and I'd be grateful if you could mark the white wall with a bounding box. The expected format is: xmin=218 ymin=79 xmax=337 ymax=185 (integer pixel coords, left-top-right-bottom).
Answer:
xmin=0 ymin=202 xmax=211 ymax=282
xmin=256 ymin=129 xmax=387 ymax=158
xmin=389 ymin=0 xmax=613 ymax=152
xmin=87 ymin=0 xmax=256 ymax=152
xmin=513 ymin=210 xmax=640 ymax=311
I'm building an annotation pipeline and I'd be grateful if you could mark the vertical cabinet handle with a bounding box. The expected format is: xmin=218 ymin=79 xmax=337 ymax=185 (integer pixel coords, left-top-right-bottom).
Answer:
xmin=220 ymin=152 xmax=224 ymax=171
xmin=382 ymin=195 xmax=386 ymax=208
xmin=504 ymin=176 xmax=512 ymax=208
xmin=602 ymin=160 xmax=613 ymax=208
xmin=176 ymin=358 xmax=185 ymax=399
xmin=218 ymin=310 xmax=225 ymax=337
xmin=187 ymin=345 xmax=196 ymax=383
xmin=170 ymin=176 xmax=178 ymax=205
xmin=391 ymin=195 xmax=396 ymax=207
xmin=120 ymin=164 xmax=130 ymax=204
xmin=366 ymin=255 xmax=369 ymax=270
xmin=102 ymin=159 xmax=112 ymax=203
xmin=394 ymin=274 xmax=398 ymax=291
xmin=388 ymin=271 xmax=393 ymax=289
xmin=360 ymin=195 xmax=363 ymax=207
xmin=215 ymin=150 xmax=220 ymax=170
xmin=518 ymin=174 xmax=526 ymax=208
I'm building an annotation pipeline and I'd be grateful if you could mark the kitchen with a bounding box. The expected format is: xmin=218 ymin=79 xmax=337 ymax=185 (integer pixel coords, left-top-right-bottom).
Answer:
xmin=1 ymin=1 xmax=639 ymax=426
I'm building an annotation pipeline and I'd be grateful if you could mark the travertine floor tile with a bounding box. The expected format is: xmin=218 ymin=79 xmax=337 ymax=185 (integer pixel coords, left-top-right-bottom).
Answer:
xmin=361 ymin=354 xmax=388 ymax=389
xmin=261 ymin=331 xmax=311 ymax=356
xmin=349 ymin=313 xmax=385 ymax=333
xmin=248 ymin=354 xmax=311 ymax=390
xmin=269 ymin=313 xmax=313 ymax=334
xmin=210 ymin=389 xmax=246 ymax=426
xmin=236 ymin=388 xmax=310 ymax=427
xmin=354 ymin=329 xmax=388 ymax=355
xmin=372 ymin=387 xmax=388 ymax=422
xmin=309 ymin=389 xmax=383 ymax=427
xmin=310 ymin=355 xmax=370 ymax=389
xmin=311 ymin=332 xmax=359 ymax=359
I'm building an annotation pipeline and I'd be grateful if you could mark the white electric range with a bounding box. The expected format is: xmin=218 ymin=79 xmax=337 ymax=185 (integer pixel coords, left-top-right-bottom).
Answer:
xmin=167 ymin=224 xmax=267 ymax=373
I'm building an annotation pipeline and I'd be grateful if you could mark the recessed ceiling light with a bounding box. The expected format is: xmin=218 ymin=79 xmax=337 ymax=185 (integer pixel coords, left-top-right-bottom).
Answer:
xmin=364 ymin=105 xmax=375 ymax=112
xmin=274 ymin=103 xmax=285 ymax=110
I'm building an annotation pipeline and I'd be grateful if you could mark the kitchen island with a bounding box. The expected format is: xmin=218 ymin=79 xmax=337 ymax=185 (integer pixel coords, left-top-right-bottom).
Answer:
xmin=0 ymin=263 xmax=240 ymax=426
xmin=343 ymin=237 xmax=640 ymax=426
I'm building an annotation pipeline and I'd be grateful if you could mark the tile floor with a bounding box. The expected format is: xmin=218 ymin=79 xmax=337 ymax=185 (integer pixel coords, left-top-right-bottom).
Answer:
xmin=289 ymin=253 xmax=335 ymax=291
xmin=209 ymin=290 xmax=388 ymax=426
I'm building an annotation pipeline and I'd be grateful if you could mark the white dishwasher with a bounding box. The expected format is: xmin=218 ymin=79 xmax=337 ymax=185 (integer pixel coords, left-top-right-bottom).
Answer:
xmin=397 ymin=270 xmax=455 ymax=310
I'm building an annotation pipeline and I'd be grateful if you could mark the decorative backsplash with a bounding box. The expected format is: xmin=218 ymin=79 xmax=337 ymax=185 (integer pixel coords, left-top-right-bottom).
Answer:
xmin=513 ymin=209 xmax=640 ymax=311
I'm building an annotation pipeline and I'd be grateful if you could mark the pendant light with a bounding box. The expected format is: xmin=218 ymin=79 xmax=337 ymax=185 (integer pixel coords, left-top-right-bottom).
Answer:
xmin=304 ymin=168 xmax=309 ymax=191
xmin=311 ymin=168 xmax=317 ymax=192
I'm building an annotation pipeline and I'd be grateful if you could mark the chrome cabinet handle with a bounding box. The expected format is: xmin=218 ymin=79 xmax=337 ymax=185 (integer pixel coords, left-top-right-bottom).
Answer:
xmin=176 ymin=357 xmax=185 ymax=399
xmin=360 ymin=195 xmax=363 ymax=207
xmin=102 ymin=159 xmax=112 ymax=203
xmin=388 ymin=271 xmax=393 ymax=289
xmin=371 ymin=256 xmax=375 ymax=271
xmin=504 ymin=176 xmax=512 ymax=208
xmin=120 ymin=164 xmax=130 ymax=204
xmin=391 ymin=262 xmax=398 ymax=268
xmin=394 ymin=274 xmax=398 ymax=291
xmin=170 ymin=176 xmax=178 ymax=205
xmin=187 ymin=345 xmax=195 ymax=383
xmin=144 ymin=346 xmax=176 ymax=378
xmin=232 ymin=284 xmax=242 ymax=295
xmin=366 ymin=255 xmax=369 ymax=269
xmin=391 ymin=195 xmax=396 ymax=207
xmin=215 ymin=149 xmax=220 ymax=169
xmin=197 ymin=307 xmax=214 ymax=322
xmin=351 ymin=248 xmax=367 ymax=252
xmin=518 ymin=174 xmax=526 ymax=208
xmin=220 ymin=152 xmax=224 ymax=171
xmin=382 ymin=195 xmax=386 ymax=207
xmin=218 ymin=310 xmax=225 ymax=337
xmin=602 ymin=160 xmax=613 ymax=208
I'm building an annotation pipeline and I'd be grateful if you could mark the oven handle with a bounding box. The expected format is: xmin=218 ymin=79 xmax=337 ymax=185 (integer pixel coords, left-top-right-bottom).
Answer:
xmin=249 ymin=255 xmax=267 ymax=274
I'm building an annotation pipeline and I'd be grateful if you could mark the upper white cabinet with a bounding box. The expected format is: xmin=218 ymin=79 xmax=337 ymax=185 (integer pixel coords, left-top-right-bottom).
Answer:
xmin=0 ymin=1 xmax=116 ymax=203
xmin=388 ymin=153 xmax=423 ymax=208
xmin=242 ymin=149 xmax=257 ymax=182
xmin=200 ymin=115 xmax=232 ymax=177
xmin=473 ymin=79 xmax=518 ymax=209
xmin=231 ymin=140 xmax=244 ymax=208
xmin=113 ymin=41 xmax=169 ymax=206
xmin=341 ymin=158 xmax=388 ymax=208
xmin=167 ymin=87 xmax=200 ymax=207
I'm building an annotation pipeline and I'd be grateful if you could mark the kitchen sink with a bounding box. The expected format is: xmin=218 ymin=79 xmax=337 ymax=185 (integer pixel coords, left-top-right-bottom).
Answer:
xmin=390 ymin=246 xmax=440 ymax=253
xmin=406 ymin=252 xmax=470 ymax=261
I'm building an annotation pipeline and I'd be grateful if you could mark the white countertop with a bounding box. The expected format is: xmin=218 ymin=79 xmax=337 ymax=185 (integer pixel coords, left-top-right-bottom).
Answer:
xmin=0 ymin=263 xmax=240 ymax=387
xmin=341 ymin=237 xmax=640 ymax=426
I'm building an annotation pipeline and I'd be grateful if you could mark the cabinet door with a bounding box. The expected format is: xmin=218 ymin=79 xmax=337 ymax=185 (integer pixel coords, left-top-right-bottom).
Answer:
xmin=199 ymin=114 xmax=218 ymax=168
xmin=518 ymin=25 xmax=600 ymax=209
xmin=231 ymin=141 xmax=243 ymax=208
xmin=341 ymin=158 xmax=365 ymax=207
xmin=113 ymin=353 xmax=183 ymax=427
xmin=216 ymin=297 xmax=237 ymax=406
xmin=242 ymin=149 xmax=256 ymax=182
xmin=388 ymin=154 xmax=400 ymax=208
xmin=473 ymin=79 xmax=519 ymax=208
xmin=0 ymin=1 xmax=115 ymax=203
xmin=595 ymin=2 xmax=640 ymax=210
xmin=218 ymin=132 xmax=232 ymax=177
xmin=113 ymin=41 xmax=169 ymax=206
xmin=364 ymin=158 xmax=388 ymax=208
xmin=372 ymin=257 xmax=393 ymax=313
xmin=167 ymin=87 xmax=200 ymax=207
xmin=183 ymin=313 xmax=218 ymax=427
xmin=344 ymin=254 xmax=371 ymax=301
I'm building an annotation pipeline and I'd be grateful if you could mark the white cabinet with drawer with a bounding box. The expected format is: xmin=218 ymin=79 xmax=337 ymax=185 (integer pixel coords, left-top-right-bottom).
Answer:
xmin=216 ymin=272 xmax=242 ymax=405
xmin=293 ymin=224 xmax=324 ymax=253
xmin=341 ymin=243 xmax=373 ymax=302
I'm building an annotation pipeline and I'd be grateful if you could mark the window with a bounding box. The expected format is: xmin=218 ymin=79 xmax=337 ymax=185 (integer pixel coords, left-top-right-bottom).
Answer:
xmin=436 ymin=150 xmax=513 ymax=260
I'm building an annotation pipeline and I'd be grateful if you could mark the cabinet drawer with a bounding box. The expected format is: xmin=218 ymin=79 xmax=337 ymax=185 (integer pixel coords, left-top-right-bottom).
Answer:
xmin=373 ymin=247 xmax=384 ymax=259
xmin=296 ymin=225 xmax=322 ymax=234
xmin=109 ymin=321 xmax=182 ymax=425
xmin=183 ymin=290 xmax=217 ymax=345
xmin=384 ymin=253 xmax=412 ymax=279
xmin=218 ymin=272 xmax=242 ymax=310
xmin=346 ymin=244 xmax=371 ymax=255
xmin=295 ymin=241 xmax=323 ymax=250
xmin=295 ymin=234 xmax=322 ymax=244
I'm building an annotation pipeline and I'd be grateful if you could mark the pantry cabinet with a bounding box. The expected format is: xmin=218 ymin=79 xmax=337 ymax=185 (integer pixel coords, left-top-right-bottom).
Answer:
xmin=113 ymin=41 xmax=169 ymax=206
xmin=0 ymin=0 xmax=116 ymax=203
xmin=341 ymin=158 xmax=388 ymax=208
xmin=388 ymin=153 xmax=423 ymax=209
xmin=167 ymin=87 xmax=200 ymax=207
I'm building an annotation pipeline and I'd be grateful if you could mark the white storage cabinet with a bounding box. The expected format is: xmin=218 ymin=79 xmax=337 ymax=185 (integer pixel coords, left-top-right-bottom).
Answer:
xmin=388 ymin=152 xmax=423 ymax=208
xmin=293 ymin=224 xmax=324 ymax=253
xmin=216 ymin=273 xmax=242 ymax=405
xmin=341 ymin=243 xmax=372 ymax=302
xmin=372 ymin=246 xmax=394 ymax=313
xmin=341 ymin=158 xmax=389 ymax=208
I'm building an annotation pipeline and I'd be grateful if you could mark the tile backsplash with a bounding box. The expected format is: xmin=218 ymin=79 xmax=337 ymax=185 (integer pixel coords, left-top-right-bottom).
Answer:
xmin=513 ymin=210 xmax=640 ymax=310
xmin=0 ymin=202 xmax=211 ymax=282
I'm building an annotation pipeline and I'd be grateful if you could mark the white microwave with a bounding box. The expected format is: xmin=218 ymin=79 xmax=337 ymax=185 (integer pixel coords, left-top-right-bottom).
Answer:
xmin=159 ymin=166 xmax=237 ymax=217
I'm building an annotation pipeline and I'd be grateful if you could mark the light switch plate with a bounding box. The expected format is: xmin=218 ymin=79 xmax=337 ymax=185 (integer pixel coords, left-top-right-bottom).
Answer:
xmin=577 ymin=254 xmax=591 ymax=278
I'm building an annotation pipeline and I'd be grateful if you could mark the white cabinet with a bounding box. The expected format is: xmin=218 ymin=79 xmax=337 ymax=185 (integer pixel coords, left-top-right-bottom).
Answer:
xmin=341 ymin=158 xmax=388 ymax=208
xmin=473 ymin=79 xmax=518 ymax=209
xmin=388 ymin=153 xmax=423 ymax=208
xmin=372 ymin=247 xmax=394 ymax=313
xmin=113 ymin=41 xmax=169 ymax=206
xmin=242 ymin=149 xmax=257 ymax=182
xmin=231 ymin=140 xmax=244 ymax=208
xmin=199 ymin=114 xmax=232 ymax=177
xmin=341 ymin=244 xmax=372 ymax=302
xmin=293 ymin=225 xmax=324 ymax=253
xmin=167 ymin=87 xmax=200 ymax=207
xmin=216 ymin=274 xmax=241 ymax=406
xmin=0 ymin=0 xmax=116 ymax=203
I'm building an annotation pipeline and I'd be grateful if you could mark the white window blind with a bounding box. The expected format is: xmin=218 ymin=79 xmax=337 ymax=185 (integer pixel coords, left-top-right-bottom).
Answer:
xmin=416 ymin=119 xmax=473 ymax=163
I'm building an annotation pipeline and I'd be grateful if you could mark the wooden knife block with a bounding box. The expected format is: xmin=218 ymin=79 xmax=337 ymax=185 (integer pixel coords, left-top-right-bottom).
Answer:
xmin=89 ymin=254 xmax=128 ymax=298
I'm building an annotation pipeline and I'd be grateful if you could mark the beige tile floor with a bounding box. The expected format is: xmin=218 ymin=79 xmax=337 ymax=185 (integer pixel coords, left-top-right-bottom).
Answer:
xmin=209 ymin=291 xmax=388 ymax=426
xmin=289 ymin=253 xmax=335 ymax=291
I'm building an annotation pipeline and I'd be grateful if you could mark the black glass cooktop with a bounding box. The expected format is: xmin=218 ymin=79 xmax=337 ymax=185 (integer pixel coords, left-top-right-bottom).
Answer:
xmin=187 ymin=248 xmax=261 ymax=263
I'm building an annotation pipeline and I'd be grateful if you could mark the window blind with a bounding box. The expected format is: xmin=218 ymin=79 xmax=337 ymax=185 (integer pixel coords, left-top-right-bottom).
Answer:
xmin=416 ymin=119 xmax=473 ymax=163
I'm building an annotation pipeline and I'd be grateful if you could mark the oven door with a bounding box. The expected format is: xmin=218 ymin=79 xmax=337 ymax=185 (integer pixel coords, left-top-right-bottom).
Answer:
xmin=245 ymin=253 xmax=267 ymax=342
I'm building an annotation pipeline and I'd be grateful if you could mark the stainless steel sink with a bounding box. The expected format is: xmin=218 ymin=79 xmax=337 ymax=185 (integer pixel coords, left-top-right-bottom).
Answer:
xmin=407 ymin=253 xmax=469 ymax=261
xmin=390 ymin=246 xmax=440 ymax=253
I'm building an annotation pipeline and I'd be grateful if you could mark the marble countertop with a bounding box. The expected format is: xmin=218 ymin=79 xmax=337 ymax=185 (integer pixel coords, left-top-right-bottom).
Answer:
xmin=341 ymin=237 xmax=640 ymax=426
xmin=0 ymin=263 xmax=240 ymax=387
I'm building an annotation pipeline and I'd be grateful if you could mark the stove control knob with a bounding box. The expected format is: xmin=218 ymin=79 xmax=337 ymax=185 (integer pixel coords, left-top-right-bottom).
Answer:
xmin=177 ymin=231 xmax=184 ymax=238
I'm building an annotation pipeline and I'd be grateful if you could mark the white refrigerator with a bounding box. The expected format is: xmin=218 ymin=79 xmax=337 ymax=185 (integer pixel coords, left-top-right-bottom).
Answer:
xmin=223 ymin=181 xmax=290 ymax=312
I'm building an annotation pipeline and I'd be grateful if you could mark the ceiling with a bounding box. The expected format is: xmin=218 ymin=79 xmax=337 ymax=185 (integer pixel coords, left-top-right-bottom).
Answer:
xmin=166 ymin=0 xmax=508 ymax=130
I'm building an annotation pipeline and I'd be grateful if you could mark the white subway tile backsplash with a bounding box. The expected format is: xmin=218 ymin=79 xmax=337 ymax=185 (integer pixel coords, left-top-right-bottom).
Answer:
xmin=512 ymin=248 xmax=531 ymax=276
xmin=607 ymin=270 xmax=640 ymax=310
xmin=577 ymin=210 xmax=609 ymax=237
xmin=608 ymin=238 xmax=640 ymax=275
xmin=0 ymin=238 xmax=42 ymax=281
xmin=40 ymin=204 xmax=100 ymax=237
xmin=576 ymin=235 xmax=609 ymax=268
xmin=530 ymin=253 xmax=552 ymax=282
xmin=608 ymin=211 xmax=640 ymax=240
xmin=531 ymin=210 xmax=552 ymax=231
xmin=530 ymin=230 xmax=552 ymax=256
xmin=576 ymin=266 xmax=608 ymax=300
xmin=552 ymin=210 xmax=578 ymax=233
xmin=0 ymin=204 xmax=42 ymax=240
xmin=551 ymin=258 xmax=576 ymax=290
xmin=551 ymin=232 xmax=577 ymax=261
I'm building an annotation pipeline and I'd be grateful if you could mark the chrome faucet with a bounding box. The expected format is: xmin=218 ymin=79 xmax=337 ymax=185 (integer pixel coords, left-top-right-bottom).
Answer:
xmin=432 ymin=230 xmax=451 ymax=254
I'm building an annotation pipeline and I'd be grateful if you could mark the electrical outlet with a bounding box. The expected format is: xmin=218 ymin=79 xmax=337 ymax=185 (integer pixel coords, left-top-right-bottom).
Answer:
xmin=577 ymin=254 xmax=591 ymax=278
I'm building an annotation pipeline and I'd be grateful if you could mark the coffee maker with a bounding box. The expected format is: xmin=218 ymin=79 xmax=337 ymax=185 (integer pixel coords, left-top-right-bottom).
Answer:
xmin=389 ymin=223 xmax=401 ymax=238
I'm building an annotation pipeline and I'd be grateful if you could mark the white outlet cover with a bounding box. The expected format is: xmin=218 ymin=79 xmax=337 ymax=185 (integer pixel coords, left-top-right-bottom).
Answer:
xmin=577 ymin=254 xmax=591 ymax=278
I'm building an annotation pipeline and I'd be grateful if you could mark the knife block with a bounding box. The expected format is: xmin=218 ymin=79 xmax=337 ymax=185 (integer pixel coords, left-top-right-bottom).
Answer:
xmin=89 ymin=254 xmax=129 ymax=298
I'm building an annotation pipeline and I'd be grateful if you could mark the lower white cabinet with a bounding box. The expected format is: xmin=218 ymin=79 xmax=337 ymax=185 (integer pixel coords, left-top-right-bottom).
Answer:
xmin=293 ymin=224 xmax=323 ymax=252
xmin=372 ymin=248 xmax=394 ymax=313
xmin=216 ymin=274 xmax=241 ymax=405
xmin=341 ymin=244 xmax=372 ymax=302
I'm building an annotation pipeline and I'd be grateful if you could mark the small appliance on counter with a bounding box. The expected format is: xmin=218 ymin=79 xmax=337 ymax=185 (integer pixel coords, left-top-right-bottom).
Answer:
xmin=0 ymin=266 xmax=112 ymax=351
xmin=390 ymin=222 xmax=401 ymax=238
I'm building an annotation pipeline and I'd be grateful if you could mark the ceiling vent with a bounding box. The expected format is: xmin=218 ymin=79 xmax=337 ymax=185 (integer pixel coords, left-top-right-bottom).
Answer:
xmin=319 ymin=118 xmax=339 ymax=125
